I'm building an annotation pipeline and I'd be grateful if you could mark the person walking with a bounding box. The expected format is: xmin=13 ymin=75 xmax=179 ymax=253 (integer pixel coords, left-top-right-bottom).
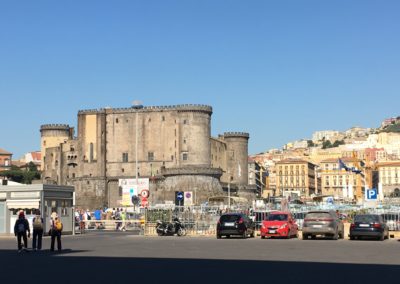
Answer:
xmin=32 ymin=210 xmax=44 ymax=251
xmin=14 ymin=211 xmax=30 ymax=253
xmin=120 ymin=209 xmax=127 ymax=232
xmin=50 ymin=213 xmax=63 ymax=252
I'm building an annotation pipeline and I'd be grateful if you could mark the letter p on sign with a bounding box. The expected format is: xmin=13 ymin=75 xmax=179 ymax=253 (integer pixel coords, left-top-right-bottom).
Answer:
xmin=366 ymin=189 xmax=378 ymax=200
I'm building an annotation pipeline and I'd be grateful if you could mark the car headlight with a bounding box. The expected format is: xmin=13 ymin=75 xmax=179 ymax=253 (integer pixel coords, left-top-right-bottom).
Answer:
xmin=279 ymin=224 xmax=287 ymax=230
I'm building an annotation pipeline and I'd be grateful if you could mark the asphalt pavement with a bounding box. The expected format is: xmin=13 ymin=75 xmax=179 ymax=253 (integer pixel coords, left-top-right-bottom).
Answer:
xmin=1 ymin=232 xmax=399 ymax=284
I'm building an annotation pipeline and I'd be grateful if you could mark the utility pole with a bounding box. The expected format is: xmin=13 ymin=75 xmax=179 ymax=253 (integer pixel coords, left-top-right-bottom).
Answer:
xmin=132 ymin=101 xmax=143 ymax=189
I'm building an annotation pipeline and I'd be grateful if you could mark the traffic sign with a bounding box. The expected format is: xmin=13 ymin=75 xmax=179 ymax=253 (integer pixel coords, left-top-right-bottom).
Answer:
xmin=366 ymin=188 xmax=378 ymax=201
xmin=177 ymin=192 xmax=184 ymax=201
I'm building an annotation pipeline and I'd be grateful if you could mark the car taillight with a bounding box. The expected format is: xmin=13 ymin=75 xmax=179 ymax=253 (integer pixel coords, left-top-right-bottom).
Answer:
xmin=238 ymin=218 xmax=244 ymax=224
xmin=373 ymin=223 xmax=381 ymax=228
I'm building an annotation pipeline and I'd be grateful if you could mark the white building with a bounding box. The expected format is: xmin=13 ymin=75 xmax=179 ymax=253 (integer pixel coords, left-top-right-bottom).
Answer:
xmin=312 ymin=130 xmax=341 ymax=142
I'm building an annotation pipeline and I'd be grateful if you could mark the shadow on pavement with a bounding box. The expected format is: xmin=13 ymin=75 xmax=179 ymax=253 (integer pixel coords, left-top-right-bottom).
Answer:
xmin=0 ymin=250 xmax=399 ymax=284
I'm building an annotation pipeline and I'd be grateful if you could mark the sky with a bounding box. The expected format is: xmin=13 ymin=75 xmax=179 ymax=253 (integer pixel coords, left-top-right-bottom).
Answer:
xmin=0 ymin=0 xmax=399 ymax=158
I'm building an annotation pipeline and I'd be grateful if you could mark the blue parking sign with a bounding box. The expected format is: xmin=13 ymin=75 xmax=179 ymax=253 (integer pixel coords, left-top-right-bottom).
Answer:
xmin=366 ymin=189 xmax=378 ymax=201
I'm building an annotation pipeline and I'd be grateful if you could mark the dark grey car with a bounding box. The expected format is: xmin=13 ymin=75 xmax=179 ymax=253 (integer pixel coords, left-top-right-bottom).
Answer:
xmin=302 ymin=211 xmax=344 ymax=240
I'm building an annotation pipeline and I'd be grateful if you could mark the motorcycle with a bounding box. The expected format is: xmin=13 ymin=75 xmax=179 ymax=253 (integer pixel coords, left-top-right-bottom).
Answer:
xmin=156 ymin=218 xmax=187 ymax=237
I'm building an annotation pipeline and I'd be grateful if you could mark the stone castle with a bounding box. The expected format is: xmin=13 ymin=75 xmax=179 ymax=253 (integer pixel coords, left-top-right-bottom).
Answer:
xmin=41 ymin=104 xmax=253 ymax=209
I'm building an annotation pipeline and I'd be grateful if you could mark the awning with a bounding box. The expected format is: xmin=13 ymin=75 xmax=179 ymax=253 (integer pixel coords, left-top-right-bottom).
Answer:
xmin=6 ymin=199 xmax=40 ymax=209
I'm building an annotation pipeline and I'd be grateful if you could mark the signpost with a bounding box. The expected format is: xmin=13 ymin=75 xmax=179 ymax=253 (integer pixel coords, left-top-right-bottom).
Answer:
xmin=365 ymin=188 xmax=378 ymax=201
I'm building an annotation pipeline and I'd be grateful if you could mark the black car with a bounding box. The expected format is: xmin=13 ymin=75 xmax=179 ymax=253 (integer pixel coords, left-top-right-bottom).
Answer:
xmin=217 ymin=213 xmax=255 ymax=239
xmin=350 ymin=214 xmax=389 ymax=241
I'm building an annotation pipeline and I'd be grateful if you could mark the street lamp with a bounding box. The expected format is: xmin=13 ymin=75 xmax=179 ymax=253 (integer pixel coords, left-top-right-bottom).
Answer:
xmin=132 ymin=100 xmax=143 ymax=187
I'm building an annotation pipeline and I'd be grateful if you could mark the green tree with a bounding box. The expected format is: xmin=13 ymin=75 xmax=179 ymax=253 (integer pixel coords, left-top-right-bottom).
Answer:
xmin=0 ymin=162 xmax=41 ymax=184
xmin=332 ymin=140 xmax=345 ymax=147
xmin=307 ymin=140 xmax=315 ymax=147
xmin=322 ymin=140 xmax=332 ymax=149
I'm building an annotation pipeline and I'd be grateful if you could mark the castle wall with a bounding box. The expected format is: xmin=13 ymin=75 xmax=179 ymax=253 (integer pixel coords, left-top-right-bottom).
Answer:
xmin=42 ymin=105 xmax=251 ymax=209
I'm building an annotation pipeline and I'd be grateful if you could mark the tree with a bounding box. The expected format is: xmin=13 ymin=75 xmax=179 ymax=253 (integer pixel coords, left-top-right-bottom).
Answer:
xmin=307 ymin=140 xmax=315 ymax=147
xmin=332 ymin=140 xmax=345 ymax=148
xmin=0 ymin=163 xmax=41 ymax=184
xmin=322 ymin=140 xmax=332 ymax=149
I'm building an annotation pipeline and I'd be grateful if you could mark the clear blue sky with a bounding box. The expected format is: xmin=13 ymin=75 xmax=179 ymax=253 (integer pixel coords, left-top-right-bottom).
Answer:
xmin=1 ymin=0 xmax=399 ymax=158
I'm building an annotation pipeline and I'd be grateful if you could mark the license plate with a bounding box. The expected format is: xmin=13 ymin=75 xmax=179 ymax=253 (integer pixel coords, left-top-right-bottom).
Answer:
xmin=359 ymin=224 xmax=370 ymax=227
xmin=269 ymin=230 xmax=276 ymax=234
xmin=225 ymin=222 xmax=235 ymax=227
xmin=313 ymin=225 xmax=322 ymax=228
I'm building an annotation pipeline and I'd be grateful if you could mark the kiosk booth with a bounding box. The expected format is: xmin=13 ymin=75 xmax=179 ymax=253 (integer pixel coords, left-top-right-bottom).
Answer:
xmin=0 ymin=184 xmax=74 ymax=235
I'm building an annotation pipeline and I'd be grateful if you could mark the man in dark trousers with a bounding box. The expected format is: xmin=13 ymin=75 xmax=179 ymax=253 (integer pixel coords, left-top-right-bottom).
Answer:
xmin=50 ymin=213 xmax=62 ymax=252
xmin=32 ymin=209 xmax=44 ymax=251
xmin=14 ymin=211 xmax=30 ymax=253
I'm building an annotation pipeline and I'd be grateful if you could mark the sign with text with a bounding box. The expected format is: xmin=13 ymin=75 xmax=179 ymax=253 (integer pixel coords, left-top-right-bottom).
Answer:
xmin=365 ymin=188 xmax=378 ymax=201
xmin=119 ymin=178 xmax=149 ymax=206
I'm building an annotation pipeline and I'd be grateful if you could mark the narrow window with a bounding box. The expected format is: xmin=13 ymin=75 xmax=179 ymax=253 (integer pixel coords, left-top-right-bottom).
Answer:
xmin=89 ymin=143 xmax=94 ymax=162
xmin=148 ymin=152 xmax=154 ymax=161
xmin=122 ymin=153 xmax=128 ymax=163
xmin=182 ymin=153 xmax=188 ymax=161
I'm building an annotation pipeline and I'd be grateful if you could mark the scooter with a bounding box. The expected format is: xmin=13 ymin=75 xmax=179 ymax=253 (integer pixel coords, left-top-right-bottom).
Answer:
xmin=156 ymin=218 xmax=187 ymax=237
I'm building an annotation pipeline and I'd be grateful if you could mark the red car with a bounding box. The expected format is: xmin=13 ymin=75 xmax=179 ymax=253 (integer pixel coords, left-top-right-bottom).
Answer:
xmin=260 ymin=212 xmax=298 ymax=239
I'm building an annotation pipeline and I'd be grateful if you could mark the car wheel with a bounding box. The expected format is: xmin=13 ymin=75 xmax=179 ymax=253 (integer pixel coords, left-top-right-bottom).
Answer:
xmin=350 ymin=236 xmax=355 ymax=241
xmin=302 ymin=234 xmax=308 ymax=240
xmin=379 ymin=234 xmax=385 ymax=241
xmin=242 ymin=231 xmax=247 ymax=239
xmin=261 ymin=235 xmax=265 ymax=239
xmin=286 ymin=230 xmax=291 ymax=239
xmin=217 ymin=234 xmax=221 ymax=239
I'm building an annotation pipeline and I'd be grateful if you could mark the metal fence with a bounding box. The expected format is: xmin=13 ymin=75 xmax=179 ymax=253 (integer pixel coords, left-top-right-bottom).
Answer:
xmin=79 ymin=205 xmax=400 ymax=236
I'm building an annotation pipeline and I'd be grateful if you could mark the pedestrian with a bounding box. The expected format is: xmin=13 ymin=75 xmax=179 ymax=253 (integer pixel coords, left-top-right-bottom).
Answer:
xmin=14 ymin=211 xmax=30 ymax=253
xmin=50 ymin=212 xmax=63 ymax=252
xmin=115 ymin=208 xmax=122 ymax=231
xmin=120 ymin=209 xmax=127 ymax=232
xmin=32 ymin=209 xmax=44 ymax=251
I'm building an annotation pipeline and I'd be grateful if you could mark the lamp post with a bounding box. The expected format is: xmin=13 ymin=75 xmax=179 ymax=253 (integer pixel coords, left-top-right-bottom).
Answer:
xmin=132 ymin=101 xmax=143 ymax=189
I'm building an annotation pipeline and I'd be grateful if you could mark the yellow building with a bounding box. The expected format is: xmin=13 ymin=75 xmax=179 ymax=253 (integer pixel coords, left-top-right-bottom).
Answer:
xmin=377 ymin=161 xmax=400 ymax=197
xmin=320 ymin=158 xmax=365 ymax=200
xmin=275 ymin=159 xmax=318 ymax=198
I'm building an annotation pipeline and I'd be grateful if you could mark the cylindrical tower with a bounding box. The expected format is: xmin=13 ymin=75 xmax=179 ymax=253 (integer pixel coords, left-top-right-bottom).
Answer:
xmin=178 ymin=105 xmax=213 ymax=167
xmin=40 ymin=124 xmax=72 ymax=170
xmin=223 ymin=132 xmax=250 ymax=186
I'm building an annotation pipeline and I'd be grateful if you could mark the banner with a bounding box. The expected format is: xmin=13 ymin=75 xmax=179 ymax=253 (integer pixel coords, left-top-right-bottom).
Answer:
xmin=119 ymin=178 xmax=150 ymax=206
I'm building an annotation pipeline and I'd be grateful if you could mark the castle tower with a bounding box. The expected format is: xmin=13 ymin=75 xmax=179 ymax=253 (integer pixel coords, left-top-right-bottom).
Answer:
xmin=40 ymin=124 xmax=72 ymax=170
xmin=223 ymin=132 xmax=250 ymax=186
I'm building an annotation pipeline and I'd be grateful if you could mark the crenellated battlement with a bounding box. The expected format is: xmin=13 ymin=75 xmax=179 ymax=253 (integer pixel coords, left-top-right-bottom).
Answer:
xmin=222 ymin=132 xmax=250 ymax=139
xmin=78 ymin=104 xmax=213 ymax=115
xmin=40 ymin=124 xmax=71 ymax=132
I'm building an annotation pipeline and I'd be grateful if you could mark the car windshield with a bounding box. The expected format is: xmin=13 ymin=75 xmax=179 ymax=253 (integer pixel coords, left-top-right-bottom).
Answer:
xmin=306 ymin=212 xmax=332 ymax=219
xmin=267 ymin=214 xmax=288 ymax=221
xmin=220 ymin=215 xmax=240 ymax=222
xmin=355 ymin=215 xmax=380 ymax=223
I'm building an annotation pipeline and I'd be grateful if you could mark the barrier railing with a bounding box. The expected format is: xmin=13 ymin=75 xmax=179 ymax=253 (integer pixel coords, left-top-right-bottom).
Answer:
xmin=79 ymin=220 xmax=144 ymax=234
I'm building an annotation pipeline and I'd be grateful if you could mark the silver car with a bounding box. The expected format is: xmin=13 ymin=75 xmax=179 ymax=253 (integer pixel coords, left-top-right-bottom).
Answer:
xmin=302 ymin=211 xmax=344 ymax=240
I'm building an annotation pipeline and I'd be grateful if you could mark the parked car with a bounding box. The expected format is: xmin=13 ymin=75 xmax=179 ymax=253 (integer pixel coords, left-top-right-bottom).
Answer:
xmin=217 ymin=213 xmax=255 ymax=239
xmin=350 ymin=214 xmax=389 ymax=241
xmin=302 ymin=211 xmax=344 ymax=240
xmin=260 ymin=211 xmax=298 ymax=239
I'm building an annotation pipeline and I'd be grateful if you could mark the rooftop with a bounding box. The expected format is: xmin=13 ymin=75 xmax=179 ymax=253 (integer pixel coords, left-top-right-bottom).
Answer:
xmin=0 ymin=148 xmax=12 ymax=155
